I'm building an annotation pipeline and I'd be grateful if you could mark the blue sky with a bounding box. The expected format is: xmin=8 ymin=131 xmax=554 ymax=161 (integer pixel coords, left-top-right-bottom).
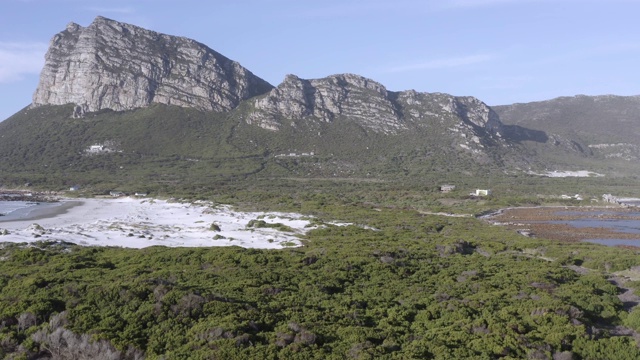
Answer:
xmin=1 ymin=0 xmax=640 ymax=121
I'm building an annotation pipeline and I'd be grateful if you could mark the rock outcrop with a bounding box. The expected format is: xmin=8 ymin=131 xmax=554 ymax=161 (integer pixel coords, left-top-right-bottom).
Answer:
xmin=395 ymin=90 xmax=503 ymax=134
xmin=32 ymin=16 xmax=273 ymax=115
xmin=246 ymin=73 xmax=504 ymax=143
xmin=247 ymin=74 xmax=404 ymax=133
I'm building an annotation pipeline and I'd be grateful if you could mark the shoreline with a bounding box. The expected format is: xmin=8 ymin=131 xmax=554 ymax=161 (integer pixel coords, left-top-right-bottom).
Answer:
xmin=486 ymin=205 xmax=640 ymax=245
xmin=0 ymin=197 xmax=317 ymax=249
xmin=0 ymin=200 xmax=82 ymax=223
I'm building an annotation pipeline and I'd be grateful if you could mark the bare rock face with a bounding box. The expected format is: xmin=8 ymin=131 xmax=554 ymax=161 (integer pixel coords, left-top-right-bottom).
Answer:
xmin=396 ymin=90 xmax=502 ymax=133
xmin=30 ymin=15 xmax=505 ymax=160
xmin=247 ymin=74 xmax=405 ymax=133
xmin=32 ymin=16 xmax=273 ymax=115
xmin=246 ymin=73 xmax=504 ymax=142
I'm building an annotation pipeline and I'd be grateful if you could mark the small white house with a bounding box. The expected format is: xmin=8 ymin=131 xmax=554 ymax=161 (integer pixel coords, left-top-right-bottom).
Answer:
xmin=475 ymin=189 xmax=492 ymax=196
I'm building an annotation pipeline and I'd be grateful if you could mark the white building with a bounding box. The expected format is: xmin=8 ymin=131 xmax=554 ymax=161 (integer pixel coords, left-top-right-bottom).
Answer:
xmin=475 ymin=189 xmax=492 ymax=196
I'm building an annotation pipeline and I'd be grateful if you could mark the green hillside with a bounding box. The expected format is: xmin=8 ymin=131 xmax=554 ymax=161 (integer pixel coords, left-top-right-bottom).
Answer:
xmin=0 ymin=104 xmax=262 ymax=190
xmin=495 ymin=95 xmax=640 ymax=173
xmin=0 ymin=103 xmax=521 ymax=192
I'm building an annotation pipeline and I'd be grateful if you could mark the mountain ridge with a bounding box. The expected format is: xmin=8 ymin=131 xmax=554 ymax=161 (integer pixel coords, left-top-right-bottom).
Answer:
xmin=31 ymin=16 xmax=507 ymax=140
xmin=2 ymin=16 xmax=639 ymax=189
xmin=494 ymin=95 xmax=640 ymax=163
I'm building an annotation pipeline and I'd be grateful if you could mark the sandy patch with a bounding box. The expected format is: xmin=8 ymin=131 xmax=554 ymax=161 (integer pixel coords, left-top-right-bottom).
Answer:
xmin=529 ymin=170 xmax=604 ymax=177
xmin=0 ymin=197 xmax=323 ymax=249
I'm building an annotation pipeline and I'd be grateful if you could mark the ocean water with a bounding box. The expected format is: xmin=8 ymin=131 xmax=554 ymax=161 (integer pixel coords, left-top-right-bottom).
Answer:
xmin=0 ymin=201 xmax=38 ymax=215
xmin=0 ymin=200 xmax=60 ymax=221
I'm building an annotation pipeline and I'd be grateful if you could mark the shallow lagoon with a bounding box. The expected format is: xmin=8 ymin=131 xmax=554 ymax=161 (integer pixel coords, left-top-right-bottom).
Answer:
xmin=586 ymin=239 xmax=640 ymax=247
xmin=490 ymin=206 xmax=640 ymax=246
xmin=547 ymin=211 xmax=640 ymax=247
xmin=547 ymin=219 xmax=640 ymax=235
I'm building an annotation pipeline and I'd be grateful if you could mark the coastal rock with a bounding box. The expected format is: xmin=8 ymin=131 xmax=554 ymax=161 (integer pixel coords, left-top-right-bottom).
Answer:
xmin=32 ymin=16 xmax=273 ymax=115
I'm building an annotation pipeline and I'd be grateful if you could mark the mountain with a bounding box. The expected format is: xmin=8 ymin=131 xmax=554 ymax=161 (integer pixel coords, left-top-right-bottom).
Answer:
xmin=0 ymin=16 xmax=627 ymax=189
xmin=244 ymin=73 xmax=503 ymax=135
xmin=494 ymin=95 xmax=640 ymax=165
xmin=32 ymin=16 xmax=273 ymax=117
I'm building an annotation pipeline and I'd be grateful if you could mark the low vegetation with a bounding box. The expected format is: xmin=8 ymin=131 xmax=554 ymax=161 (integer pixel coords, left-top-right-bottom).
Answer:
xmin=1 ymin=189 xmax=640 ymax=359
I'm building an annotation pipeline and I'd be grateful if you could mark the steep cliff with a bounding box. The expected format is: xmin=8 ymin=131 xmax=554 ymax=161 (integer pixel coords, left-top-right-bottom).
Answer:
xmin=245 ymin=73 xmax=505 ymax=155
xmin=32 ymin=16 xmax=273 ymax=116
xmin=246 ymin=74 xmax=405 ymax=133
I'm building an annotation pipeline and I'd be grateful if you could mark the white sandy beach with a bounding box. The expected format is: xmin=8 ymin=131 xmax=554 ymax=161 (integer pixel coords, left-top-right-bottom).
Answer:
xmin=0 ymin=197 xmax=318 ymax=249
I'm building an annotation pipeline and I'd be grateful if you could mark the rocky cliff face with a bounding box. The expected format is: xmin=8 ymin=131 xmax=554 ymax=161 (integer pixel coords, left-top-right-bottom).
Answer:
xmin=32 ymin=16 xmax=273 ymax=116
xmin=246 ymin=74 xmax=404 ymax=133
xmin=32 ymin=16 xmax=505 ymax=147
xmin=246 ymin=73 xmax=504 ymax=147
xmin=31 ymin=16 xmax=510 ymax=159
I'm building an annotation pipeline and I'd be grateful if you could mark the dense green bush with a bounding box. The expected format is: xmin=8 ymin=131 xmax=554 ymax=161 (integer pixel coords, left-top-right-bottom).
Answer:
xmin=1 ymin=198 xmax=639 ymax=358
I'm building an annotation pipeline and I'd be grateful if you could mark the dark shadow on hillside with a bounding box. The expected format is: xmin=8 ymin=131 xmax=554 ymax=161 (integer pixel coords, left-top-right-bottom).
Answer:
xmin=501 ymin=124 xmax=549 ymax=143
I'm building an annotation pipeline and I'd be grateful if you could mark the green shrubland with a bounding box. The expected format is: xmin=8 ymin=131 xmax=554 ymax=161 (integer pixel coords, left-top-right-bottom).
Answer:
xmin=1 ymin=194 xmax=640 ymax=359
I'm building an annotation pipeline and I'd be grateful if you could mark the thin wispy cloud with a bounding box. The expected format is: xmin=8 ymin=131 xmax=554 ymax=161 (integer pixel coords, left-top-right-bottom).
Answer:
xmin=84 ymin=6 xmax=135 ymax=14
xmin=591 ymin=42 xmax=640 ymax=56
xmin=278 ymin=0 xmax=435 ymax=19
xmin=520 ymin=41 xmax=640 ymax=69
xmin=387 ymin=54 xmax=495 ymax=73
xmin=442 ymin=0 xmax=638 ymax=8
xmin=0 ymin=42 xmax=47 ymax=83
xmin=444 ymin=0 xmax=524 ymax=8
xmin=478 ymin=75 xmax=535 ymax=90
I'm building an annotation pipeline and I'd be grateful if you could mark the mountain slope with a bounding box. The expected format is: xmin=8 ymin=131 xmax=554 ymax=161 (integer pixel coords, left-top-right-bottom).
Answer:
xmin=0 ymin=104 xmax=274 ymax=190
xmin=495 ymin=95 xmax=640 ymax=164
xmin=235 ymin=73 xmax=516 ymax=162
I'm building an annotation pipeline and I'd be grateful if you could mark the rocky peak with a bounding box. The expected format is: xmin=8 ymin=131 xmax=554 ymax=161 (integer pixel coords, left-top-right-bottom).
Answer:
xmin=32 ymin=16 xmax=273 ymax=116
xmin=247 ymin=73 xmax=404 ymax=133
xmin=66 ymin=22 xmax=81 ymax=32
xmin=447 ymin=96 xmax=503 ymax=135
xmin=247 ymin=73 xmax=504 ymax=143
